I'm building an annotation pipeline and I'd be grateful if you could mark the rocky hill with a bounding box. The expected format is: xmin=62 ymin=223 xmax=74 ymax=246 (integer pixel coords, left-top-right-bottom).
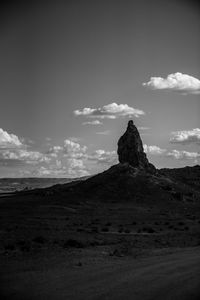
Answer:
xmin=54 ymin=121 xmax=199 ymax=205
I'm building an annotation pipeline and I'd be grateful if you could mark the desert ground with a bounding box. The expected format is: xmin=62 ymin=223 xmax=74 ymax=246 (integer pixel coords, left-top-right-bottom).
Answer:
xmin=0 ymin=177 xmax=200 ymax=299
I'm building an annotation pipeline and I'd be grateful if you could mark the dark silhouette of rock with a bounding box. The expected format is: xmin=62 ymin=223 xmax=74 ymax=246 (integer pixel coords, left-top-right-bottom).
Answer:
xmin=117 ymin=120 xmax=156 ymax=173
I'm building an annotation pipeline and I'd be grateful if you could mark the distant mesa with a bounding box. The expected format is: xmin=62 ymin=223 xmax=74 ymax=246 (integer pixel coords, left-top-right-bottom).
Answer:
xmin=117 ymin=120 xmax=156 ymax=174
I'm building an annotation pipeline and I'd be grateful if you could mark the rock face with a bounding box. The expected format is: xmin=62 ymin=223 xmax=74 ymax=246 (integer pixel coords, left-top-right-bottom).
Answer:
xmin=117 ymin=120 xmax=155 ymax=172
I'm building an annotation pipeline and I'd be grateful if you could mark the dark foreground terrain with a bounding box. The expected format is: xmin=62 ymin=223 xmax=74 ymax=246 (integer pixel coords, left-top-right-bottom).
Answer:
xmin=0 ymin=165 xmax=200 ymax=299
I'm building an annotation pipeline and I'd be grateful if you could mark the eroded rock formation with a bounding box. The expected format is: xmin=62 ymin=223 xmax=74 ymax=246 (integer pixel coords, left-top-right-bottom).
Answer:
xmin=117 ymin=120 xmax=156 ymax=173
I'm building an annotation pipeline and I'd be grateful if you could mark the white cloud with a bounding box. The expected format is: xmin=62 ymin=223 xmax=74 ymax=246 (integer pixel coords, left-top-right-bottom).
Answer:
xmin=66 ymin=158 xmax=89 ymax=177
xmin=170 ymin=128 xmax=200 ymax=145
xmin=63 ymin=139 xmax=87 ymax=159
xmin=31 ymin=166 xmax=67 ymax=177
xmin=167 ymin=150 xmax=200 ymax=160
xmin=88 ymin=150 xmax=117 ymax=165
xmin=30 ymin=157 xmax=89 ymax=178
xmin=82 ymin=120 xmax=103 ymax=125
xmin=0 ymin=128 xmax=23 ymax=148
xmin=48 ymin=145 xmax=63 ymax=153
xmin=0 ymin=149 xmax=51 ymax=164
xmin=74 ymin=102 xmax=145 ymax=119
xmin=143 ymin=72 xmax=200 ymax=94
xmin=143 ymin=144 xmax=166 ymax=155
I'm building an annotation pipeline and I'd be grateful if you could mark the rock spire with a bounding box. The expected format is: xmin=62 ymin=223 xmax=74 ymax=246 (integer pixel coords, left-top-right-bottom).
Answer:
xmin=117 ymin=120 xmax=155 ymax=172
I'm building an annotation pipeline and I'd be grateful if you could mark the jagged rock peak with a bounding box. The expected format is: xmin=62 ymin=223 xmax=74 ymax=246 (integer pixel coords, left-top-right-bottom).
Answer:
xmin=117 ymin=120 xmax=155 ymax=172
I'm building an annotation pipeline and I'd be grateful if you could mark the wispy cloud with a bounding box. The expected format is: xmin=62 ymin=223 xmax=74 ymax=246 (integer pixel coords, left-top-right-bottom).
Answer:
xmin=143 ymin=72 xmax=200 ymax=94
xmin=138 ymin=127 xmax=150 ymax=130
xmin=82 ymin=120 xmax=103 ymax=125
xmin=96 ymin=130 xmax=110 ymax=135
xmin=74 ymin=102 xmax=145 ymax=119
xmin=170 ymin=128 xmax=200 ymax=145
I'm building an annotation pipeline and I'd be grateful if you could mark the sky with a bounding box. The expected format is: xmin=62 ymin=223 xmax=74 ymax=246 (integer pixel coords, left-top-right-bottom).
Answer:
xmin=0 ymin=0 xmax=200 ymax=178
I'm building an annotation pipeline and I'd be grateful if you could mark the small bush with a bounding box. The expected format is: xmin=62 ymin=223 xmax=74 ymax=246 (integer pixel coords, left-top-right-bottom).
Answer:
xmin=146 ymin=227 xmax=155 ymax=233
xmin=105 ymin=222 xmax=112 ymax=226
xmin=32 ymin=236 xmax=47 ymax=244
xmin=142 ymin=227 xmax=155 ymax=233
xmin=101 ymin=227 xmax=109 ymax=232
xmin=18 ymin=240 xmax=31 ymax=252
xmin=91 ymin=226 xmax=99 ymax=233
xmin=178 ymin=221 xmax=185 ymax=226
xmin=4 ymin=243 xmax=15 ymax=251
xmin=63 ymin=239 xmax=84 ymax=248
xmin=77 ymin=228 xmax=84 ymax=232
xmin=124 ymin=229 xmax=131 ymax=233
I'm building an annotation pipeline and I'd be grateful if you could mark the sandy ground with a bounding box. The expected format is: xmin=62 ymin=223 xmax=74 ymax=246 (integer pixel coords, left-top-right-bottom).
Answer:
xmin=1 ymin=247 xmax=200 ymax=300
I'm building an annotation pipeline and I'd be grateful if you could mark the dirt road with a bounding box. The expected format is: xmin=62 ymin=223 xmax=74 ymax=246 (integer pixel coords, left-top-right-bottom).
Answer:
xmin=1 ymin=247 xmax=200 ymax=300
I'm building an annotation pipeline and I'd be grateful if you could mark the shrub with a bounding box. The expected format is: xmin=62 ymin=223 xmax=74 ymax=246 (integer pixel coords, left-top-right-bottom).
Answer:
xmin=146 ymin=227 xmax=155 ymax=233
xmin=32 ymin=236 xmax=47 ymax=244
xmin=124 ymin=229 xmax=131 ymax=233
xmin=142 ymin=227 xmax=155 ymax=233
xmin=18 ymin=240 xmax=31 ymax=252
xmin=101 ymin=227 xmax=109 ymax=232
xmin=105 ymin=222 xmax=112 ymax=226
xmin=178 ymin=221 xmax=185 ymax=226
xmin=63 ymin=239 xmax=84 ymax=248
xmin=91 ymin=226 xmax=99 ymax=233
xmin=4 ymin=243 xmax=15 ymax=251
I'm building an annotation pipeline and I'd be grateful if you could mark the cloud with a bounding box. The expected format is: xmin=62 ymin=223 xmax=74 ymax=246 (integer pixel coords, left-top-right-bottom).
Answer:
xmin=0 ymin=149 xmax=51 ymax=165
xmin=30 ymin=156 xmax=90 ymax=178
xmin=0 ymin=128 xmax=23 ymax=148
xmin=82 ymin=120 xmax=103 ymax=125
xmin=167 ymin=150 xmax=200 ymax=160
xmin=74 ymin=102 xmax=145 ymax=119
xmin=143 ymin=143 xmax=199 ymax=163
xmin=143 ymin=72 xmax=200 ymax=94
xmin=46 ymin=146 xmax=63 ymax=156
xmin=65 ymin=158 xmax=89 ymax=177
xmin=31 ymin=166 xmax=67 ymax=177
xmin=88 ymin=150 xmax=117 ymax=165
xmin=63 ymin=139 xmax=87 ymax=159
xmin=170 ymin=128 xmax=200 ymax=145
xmin=96 ymin=130 xmax=110 ymax=135
xmin=143 ymin=144 xmax=166 ymax=155
xmin=138 ymin=127 xmax=150 ymax=130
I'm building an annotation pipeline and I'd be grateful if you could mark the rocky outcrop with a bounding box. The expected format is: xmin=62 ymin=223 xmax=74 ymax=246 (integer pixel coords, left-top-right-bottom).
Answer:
xmin=117 ymin=120 xmax=156 ymax=173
